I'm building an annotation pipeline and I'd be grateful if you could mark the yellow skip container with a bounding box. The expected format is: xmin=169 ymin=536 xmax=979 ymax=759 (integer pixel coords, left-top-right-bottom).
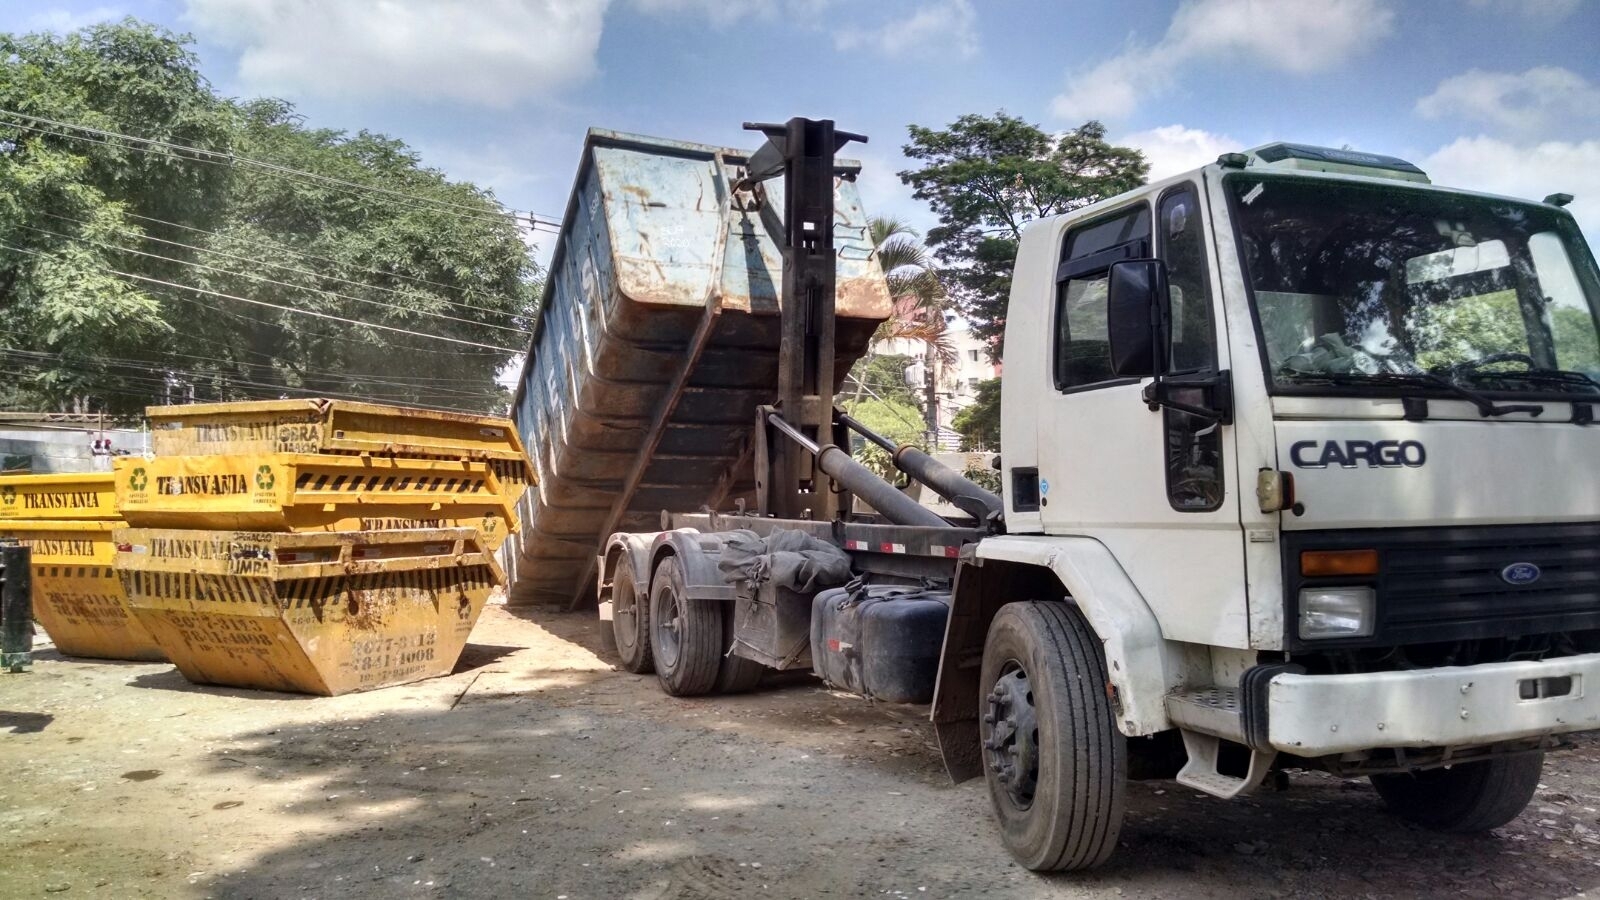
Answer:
xmin=0 ymin=519 xmax=165 ymax=661
xmin=113 ymin=454 xmax=517 ymax=536
xmin=0 ymin=471 xmax=118 ymax=521
xmin=144 ymin=399 xmax=534 ymax=505
xmin=115 ymin=527 xmax=501 ymax=695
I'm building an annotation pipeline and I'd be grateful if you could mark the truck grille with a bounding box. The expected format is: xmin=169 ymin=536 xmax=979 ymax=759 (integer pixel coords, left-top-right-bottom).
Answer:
xmin=1285 ymin=522 xmax=1600 ymax=648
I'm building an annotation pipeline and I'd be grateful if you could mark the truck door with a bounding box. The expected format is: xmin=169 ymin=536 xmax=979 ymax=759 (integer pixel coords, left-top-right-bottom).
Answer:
xmin=1033 ymin=184 xmax=1249 ymax=648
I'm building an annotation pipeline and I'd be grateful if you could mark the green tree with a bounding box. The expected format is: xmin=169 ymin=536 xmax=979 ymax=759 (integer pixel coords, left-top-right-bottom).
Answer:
xmin=840 ymin=394 xmax=925 ymax=479
xmin=0 ymin=19 xmax=538 ymax=416
xmin=900 ymin=113 xmax=1147 ymax=358
xmin=951 ymin=376 xmax=1001 ymax=451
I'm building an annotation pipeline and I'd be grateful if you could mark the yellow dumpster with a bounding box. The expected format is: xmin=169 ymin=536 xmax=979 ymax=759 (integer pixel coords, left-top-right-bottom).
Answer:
xmin=145 ymin=399 xmax=534 ymax=505
xmin=0 ymin=519 xmax=165 ymax=661
xmin=115 ymin=527 xmax=501 ymax=695
xmin=113 ymin=454 xmax=517 ymax=534
xmin=0 ymin=471 xmax=117 ymax=521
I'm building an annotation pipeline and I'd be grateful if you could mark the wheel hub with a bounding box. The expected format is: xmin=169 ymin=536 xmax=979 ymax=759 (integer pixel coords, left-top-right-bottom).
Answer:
xmin=657 ymin=591 xmax=682 ymax=667
xmin=984 ymin=665 xmax=1040 ymax=808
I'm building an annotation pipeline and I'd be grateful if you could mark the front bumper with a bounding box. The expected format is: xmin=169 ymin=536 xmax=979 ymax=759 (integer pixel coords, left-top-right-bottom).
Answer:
xmin=1268 ymin=653 xmax=1600 ymax=757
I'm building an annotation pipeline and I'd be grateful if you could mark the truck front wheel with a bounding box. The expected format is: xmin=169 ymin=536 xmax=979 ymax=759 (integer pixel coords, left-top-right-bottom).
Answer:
xmin=1369 ymin=753 xmax=1543 ymax=832
xmin=648 ymin=556 xmax=722 ymax=696
xmin=980 ymin=601 xmax=1126 ymax=871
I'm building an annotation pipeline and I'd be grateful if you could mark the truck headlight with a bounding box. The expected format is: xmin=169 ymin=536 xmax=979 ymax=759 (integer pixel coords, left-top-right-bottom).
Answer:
xmin=1298 ymin=587 xmax=1375 ymax=639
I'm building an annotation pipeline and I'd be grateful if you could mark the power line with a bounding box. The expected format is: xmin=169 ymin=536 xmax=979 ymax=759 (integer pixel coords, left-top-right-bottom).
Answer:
xmin=1 ymin=354 xmax=488 ymax=414
xmin=119 ymin=209 xmax=538 ymax=302
xmin=0 ymin=109 xmax=565 ymax=232
xmin=17 ymin=221 xmax=533 ymax=336
xmin=36 ymin=209 xmax=533 ymax=323
xmin=0 ymin=340 xmax=497 ymax=400
xmin=0 ymin=241 xmax=522 ymax=353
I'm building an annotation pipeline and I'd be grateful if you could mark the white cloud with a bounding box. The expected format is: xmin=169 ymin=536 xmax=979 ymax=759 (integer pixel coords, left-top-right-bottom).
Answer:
xmin=23 ymin=6 xmax=125 ymax=32
xmin=1120 ymin=124 xmax=1242 ymax=181
xmin=1417 ymin=67 xmax=1600 ymax=140
xmin=182 ymin=0 xmax=609 ymax=107
xmin=1423 ymin=135 xmax=1600 ymax=240
xmin=1052 ymin=0 xmax=1394 ymax=121
xmin=630 ymin=0 xmax=833 ymax=27
xmin=834 ymin=0 xmax=977 ymax=60
xmin=1466 ymin=0 xmax=1584 ymax=20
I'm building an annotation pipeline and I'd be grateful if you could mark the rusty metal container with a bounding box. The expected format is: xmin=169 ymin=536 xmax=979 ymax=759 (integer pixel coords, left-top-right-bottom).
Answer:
xmin=113 ymin=454 xmax=516 ymax=535
xmin=0 ymin=519 xmax=164 ymax=661
xmin=506 ymin=128 xmax=891 ymax=605
xmin=116 ymin=527 xmax=500 ymax=695
xmin=144 ymin=399 xmax=534 ymax=507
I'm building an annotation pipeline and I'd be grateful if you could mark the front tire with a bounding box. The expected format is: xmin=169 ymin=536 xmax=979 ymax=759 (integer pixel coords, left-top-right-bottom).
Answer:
xmin=980 ymin=601 xmax=1126 ymax=871
xmin=1370 ymin=753 xmax=1543 ymax=832
xmin=648 ymin=556 xmax=722 ymax=696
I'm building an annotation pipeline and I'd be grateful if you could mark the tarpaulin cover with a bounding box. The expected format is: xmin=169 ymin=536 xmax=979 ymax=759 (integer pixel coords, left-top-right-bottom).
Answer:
xmin=715 ymin=529 xmax=852 ymax=593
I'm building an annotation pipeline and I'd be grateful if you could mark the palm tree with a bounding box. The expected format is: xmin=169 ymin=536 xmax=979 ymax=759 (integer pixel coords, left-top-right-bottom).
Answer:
xmin=869 ymin=217 xmax=954 ymax=360
xmin=851 ymin=217 xmax=954 ymax=446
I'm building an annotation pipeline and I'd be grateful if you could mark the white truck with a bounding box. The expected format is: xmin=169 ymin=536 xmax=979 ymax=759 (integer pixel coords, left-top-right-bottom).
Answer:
xmin=518 ymin=121 xmax=1600 ymax=871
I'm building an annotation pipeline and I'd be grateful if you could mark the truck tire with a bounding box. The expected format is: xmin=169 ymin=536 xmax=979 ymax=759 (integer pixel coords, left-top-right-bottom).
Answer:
xmin=610 ymin=556 xmax=652 ymax=674
xmin=1369 ymin=752 xmax=1543 ymax=832
xmin=979 ymin=601 xmax=1126 ymax=871
xmin=648 ymin=556 xmax=721 ymax=696
xmin=714 ymin=609 xmax=765 ymax=694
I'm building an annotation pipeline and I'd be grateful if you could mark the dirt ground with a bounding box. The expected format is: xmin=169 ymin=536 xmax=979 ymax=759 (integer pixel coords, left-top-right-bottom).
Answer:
xmin=3 ymin=605 xmax=1599 ymax=900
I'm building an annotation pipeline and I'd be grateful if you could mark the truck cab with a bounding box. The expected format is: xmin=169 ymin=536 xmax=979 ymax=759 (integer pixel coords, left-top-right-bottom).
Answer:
xmin=956 ymin=142 xmax=1600 ymax=867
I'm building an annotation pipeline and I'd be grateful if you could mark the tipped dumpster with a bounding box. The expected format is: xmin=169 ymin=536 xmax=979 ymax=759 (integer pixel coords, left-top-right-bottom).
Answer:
xmin=505 ymin=128 xmax=890 ymax=606
xmin=116 ymin=527 xmax=500 ymax=694
xmin=0 ymin=472 xmax=164 ymax=661
xmin=145 ymin=399 xmax=534 ymax=506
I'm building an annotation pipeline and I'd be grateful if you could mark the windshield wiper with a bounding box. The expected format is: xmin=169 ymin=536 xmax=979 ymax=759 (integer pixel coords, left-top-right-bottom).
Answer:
xmin=1452 ymin=367 xmax=1600 ymax=394
xmin=1280 ymin=370 xmax=1545 ymax=418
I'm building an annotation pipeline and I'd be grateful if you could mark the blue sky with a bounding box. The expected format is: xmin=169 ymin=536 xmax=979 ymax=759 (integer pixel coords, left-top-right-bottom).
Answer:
xmin=7 ymin=0 xmax=1600 ymax=254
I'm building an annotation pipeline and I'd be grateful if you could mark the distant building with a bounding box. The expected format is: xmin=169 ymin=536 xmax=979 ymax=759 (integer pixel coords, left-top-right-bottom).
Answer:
xmin=0 ymin=413 xmax=147 ymax=474
xmin=872 ymin=323 xmax=999 ymax=450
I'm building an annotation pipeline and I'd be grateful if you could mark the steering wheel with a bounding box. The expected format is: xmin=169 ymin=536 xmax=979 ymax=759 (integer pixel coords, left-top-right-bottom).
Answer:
xmin=1450 ymin=352 xmax=1538 ymax=375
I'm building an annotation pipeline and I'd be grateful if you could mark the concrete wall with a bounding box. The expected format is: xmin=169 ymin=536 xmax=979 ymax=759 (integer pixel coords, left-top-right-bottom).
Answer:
xmin=0 ymin=426 xmax=148 ymax=474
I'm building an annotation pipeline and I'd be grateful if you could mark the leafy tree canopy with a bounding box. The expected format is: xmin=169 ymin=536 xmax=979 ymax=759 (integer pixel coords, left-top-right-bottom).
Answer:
xmin=0 ymin=19 xmax=539 ymax=416
xmin=952 ymin=376 xmax=1001 ymax=451
xmin=900 ymin=113 xmax=1146 ymax=358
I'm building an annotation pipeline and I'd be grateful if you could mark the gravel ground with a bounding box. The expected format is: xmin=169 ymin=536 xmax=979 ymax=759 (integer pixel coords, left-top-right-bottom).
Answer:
xmin=2 ymin=605 xmax=1599 ymax=899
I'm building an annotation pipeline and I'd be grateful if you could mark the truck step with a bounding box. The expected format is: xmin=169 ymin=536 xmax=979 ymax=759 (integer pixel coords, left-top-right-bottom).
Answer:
xmin=1175 ymin=730 xmax=1276 ymax=799
xmin=1165 ymin=688 xmax=1247 ymax=742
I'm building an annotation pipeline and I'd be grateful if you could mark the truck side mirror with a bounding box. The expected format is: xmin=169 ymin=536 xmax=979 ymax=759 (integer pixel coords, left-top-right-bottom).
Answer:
xmin=1106 ymin=259 xmax=1169 ymax=378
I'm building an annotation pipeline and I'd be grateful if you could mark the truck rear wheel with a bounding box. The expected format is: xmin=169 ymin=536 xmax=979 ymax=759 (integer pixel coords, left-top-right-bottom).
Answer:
xmin=1369 ymin=752 xmax=1543 ymax=832
xmin=648 ymin=556 xmax=722 ymax=696
xmin=980 ymin=601 xmax=1126 ymax=871
xmin=610 ymin=556 xmax=652 ymax=674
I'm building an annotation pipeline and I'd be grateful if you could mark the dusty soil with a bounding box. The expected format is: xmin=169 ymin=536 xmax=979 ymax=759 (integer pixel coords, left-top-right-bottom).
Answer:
xmin=3 ymin=605 xmax=1599 ymax=900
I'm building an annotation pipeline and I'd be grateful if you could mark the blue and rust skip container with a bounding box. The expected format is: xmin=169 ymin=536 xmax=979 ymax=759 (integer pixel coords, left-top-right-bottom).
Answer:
xmin=505 ymin=129 xmax=891 ymax=605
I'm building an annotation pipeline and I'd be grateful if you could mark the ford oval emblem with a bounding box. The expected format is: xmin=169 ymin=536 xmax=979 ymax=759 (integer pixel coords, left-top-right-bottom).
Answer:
xmin=1501 ymin=563 xmax=1542 ymax=586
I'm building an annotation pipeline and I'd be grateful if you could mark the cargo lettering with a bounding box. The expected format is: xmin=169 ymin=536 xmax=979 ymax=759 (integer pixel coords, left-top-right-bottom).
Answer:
xmin=156 ymin=473 xmax=250 ymax=495
xmin=22 ymin=491 xmax=101 ymax=510
xmin=1290 ymin=440 xmax=1426 ymax=469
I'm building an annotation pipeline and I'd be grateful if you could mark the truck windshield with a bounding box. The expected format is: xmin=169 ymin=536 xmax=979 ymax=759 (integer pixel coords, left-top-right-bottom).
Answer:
xmin=1228 ymin=175 xmax=1600 ymax=398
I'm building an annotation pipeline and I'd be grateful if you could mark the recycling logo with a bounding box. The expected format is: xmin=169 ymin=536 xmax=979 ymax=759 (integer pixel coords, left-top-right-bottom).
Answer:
xmin=128 ymin=468 xmax=148 ymax=492
xmin=255 ymin=465 xmax=276 ymax=491
xmin=1 ymin=485 xmax=14 ymax=505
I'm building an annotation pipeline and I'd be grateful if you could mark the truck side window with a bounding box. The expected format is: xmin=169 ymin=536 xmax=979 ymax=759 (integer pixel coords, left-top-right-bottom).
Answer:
xmin=1158 ymin=185 xmax=1224 ymax=512
xmin=1160 ymin=186 xmax=1216 ymax=372
xmin=1054 ymin=205 xmax=1151 ymax=391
